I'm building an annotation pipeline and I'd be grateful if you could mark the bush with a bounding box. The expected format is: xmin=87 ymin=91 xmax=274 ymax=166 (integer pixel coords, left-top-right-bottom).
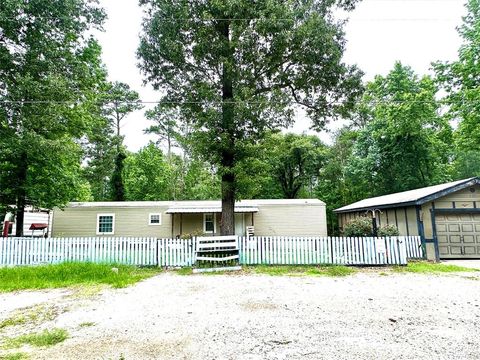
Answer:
xmin=378 ymin=224 xmax=400 ymax=237
xmin=343 ymin=217 xmax=373 ymax=237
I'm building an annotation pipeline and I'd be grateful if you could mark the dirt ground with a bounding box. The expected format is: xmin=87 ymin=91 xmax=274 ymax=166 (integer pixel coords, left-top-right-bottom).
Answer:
xmin=1 ymin=271 xmax=480 ymax=360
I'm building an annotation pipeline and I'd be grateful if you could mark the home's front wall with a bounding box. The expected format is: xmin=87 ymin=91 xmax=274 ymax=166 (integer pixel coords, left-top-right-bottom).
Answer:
xmin=253 ymin=203 xmax=327 ymax=236
xmin=53 ymin=202 xmax=326 ymax=238
xmin=52 ymin=206 xmax=172 ymax=238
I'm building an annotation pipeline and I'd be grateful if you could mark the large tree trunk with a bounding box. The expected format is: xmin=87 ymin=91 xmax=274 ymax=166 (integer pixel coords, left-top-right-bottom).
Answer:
xmin=15 ymin=152 xmax=28 ymax=237
xmin=219 ymin=19 xmax=236 ymax=235
xmin=221 ymin=171 xmax=235 ymax=235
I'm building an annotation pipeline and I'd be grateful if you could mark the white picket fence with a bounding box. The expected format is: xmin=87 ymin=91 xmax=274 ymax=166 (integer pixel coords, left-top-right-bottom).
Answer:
xmin=238 ymin=236 xmax=413 ymax=266
xmin=404 ymin=235 xmax=424 ymax=259
xmin=0 ymin=237 xmax=159 ymax=266
xmin=0 ymin=235 xmax=420 ymax=267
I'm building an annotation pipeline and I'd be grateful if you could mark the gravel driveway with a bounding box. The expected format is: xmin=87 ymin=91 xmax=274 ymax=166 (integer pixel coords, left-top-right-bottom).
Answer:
xmin=2 ymin=271 xmax=480 ymax=360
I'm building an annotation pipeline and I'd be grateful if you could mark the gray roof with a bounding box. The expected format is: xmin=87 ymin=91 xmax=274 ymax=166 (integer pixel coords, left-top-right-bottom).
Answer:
xmin=69 ymin=199 xmax=325 ymax=208
xmin=335 ymin=177 xmax=480 ymax=213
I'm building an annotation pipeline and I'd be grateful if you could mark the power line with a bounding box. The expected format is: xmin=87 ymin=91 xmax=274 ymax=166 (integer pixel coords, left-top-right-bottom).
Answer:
xmin=0 ymin=16 xmax=461 ymax=22
xmin=0 ymin=99 xmax=473 ymax=105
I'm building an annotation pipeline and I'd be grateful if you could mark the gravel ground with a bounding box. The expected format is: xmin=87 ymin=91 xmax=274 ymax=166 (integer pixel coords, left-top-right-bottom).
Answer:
xmin=1 ymin=271 xmax=480 ymax=360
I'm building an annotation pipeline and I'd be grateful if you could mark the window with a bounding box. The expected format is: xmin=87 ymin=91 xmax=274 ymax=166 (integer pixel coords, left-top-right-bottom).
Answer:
xmin=97 ymin=214 xmax=115 ymax=235
xmin=203 ymin=213 xmax=215 ymax=233
xmin=149 ymin=213 xmax=162 ymax=225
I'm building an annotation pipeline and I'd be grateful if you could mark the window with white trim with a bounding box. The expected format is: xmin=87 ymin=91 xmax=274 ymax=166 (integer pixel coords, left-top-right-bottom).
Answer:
xmin=203 ymin=213 xmax=215 ymax=233
xmin=149 ymin=213 xmax=162 ymax=225
xmin=97 ymin=214 xmax=115 ymax=234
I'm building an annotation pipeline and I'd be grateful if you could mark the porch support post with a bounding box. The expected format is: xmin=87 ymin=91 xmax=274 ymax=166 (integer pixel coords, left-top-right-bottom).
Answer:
xmin=180 ymin=213 xmax=183 ymax=236
xmin=171 ymin=214 xmax=174 ymax=238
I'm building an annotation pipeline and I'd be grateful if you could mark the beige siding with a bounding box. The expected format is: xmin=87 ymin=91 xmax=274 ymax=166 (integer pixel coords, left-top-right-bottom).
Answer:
xmin=53 ymin=203 xmax=326 ymax=237
xmin=406 ymin=207 xmax=419 ymax=236
xmin=421 ymin=203 xmax=434 ymax=240
xmin=396 ymin=208 xmax=408 ymax=235
xmin=252 ymin=203 xmax=326 ymax=236
xmin=435 ymin=184 xmax=480 ymax=209
xmin=52 ymin=206 xmax=172 ymax=237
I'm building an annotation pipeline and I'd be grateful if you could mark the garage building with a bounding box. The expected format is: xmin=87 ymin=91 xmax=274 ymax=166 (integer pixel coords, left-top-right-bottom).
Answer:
xmin=335 ymin=177 xmax=480 ymax=261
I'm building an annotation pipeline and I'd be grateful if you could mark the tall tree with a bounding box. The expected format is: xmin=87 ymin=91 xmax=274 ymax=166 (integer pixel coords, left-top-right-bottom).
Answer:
xmin=434 ymin=0 xmax=480 ymax=178
xmin=0 ymin=1 xmax=106 ymax=235
xmin=144 ymin=104 xmax=180 ymax=158
xmin=138 ymin=0 xmax=363 ymax=234
xmin=348 ymin=62 xmax=451 ymax=197
xmin=103 ymin=82 xmax=143 ymax=201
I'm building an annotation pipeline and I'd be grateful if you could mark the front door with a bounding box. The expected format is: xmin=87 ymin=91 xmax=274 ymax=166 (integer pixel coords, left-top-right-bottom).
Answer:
xmin=436 ymin=213 xmax=480 ymax=259
xmin=235 ymin=213 xmax=245 ymax=236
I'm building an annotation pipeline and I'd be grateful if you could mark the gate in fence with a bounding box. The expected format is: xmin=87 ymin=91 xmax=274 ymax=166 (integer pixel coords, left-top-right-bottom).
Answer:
xmin=0 ymin=235 xmax=422 ymax=267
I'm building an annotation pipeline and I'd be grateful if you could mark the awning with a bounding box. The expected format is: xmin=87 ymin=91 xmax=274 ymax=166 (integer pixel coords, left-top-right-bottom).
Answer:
xmin=165 ymin=206 xmax=259 ymax=214
xmin=29 ymin=223 xmax=48 ymax=230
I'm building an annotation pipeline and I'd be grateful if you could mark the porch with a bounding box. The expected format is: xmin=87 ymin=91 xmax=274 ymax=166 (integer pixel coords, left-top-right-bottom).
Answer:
xmin=165 ymin=205 xmax=258 ymax=238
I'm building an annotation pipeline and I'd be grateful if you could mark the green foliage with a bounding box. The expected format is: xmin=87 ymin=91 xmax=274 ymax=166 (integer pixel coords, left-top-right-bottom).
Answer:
xmin=138 ymin=0 xmax=363 ymax=234
xmin=2 ymin=329 xmax=68 ymax=349
xmin=123 ymin=143 xmax=171 ymax=201
xmin=434 ymin=0 xmax=480 ymax=180
xmin=264 ymin=133 xmax=326 ymax=199
xmin=0 ymin=1 xmax=108 ymax=234
xmin=110 ymin=151 xmax=127 ymax=201
xmin=378 ymin=224 xmax=400 ymax=237
xmin=144 ymin=104 xmax=180 ymax=156
xmin=0 ymin=263 xmax=162 ymax=292
xmin=123 ymin=142 xmax=221 ymax=201
xmin=315 ymin=128 xmax=359 ymax=234
xmin=343 ymin=217 xmax=373 ymax=237
xmin=347 ymin=63 xmax=451 ymax=198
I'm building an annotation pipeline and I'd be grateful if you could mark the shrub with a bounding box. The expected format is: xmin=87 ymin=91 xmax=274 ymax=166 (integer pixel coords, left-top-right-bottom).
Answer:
xmin=378 ymin=224 xmax=400 ymax=237
xmin=343 ymin=217 xmax=373 ymax=237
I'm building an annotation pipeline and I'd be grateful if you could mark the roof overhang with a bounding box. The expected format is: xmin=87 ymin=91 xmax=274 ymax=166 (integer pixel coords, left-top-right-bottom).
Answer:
xmin=165 ymin=206 xmax=259 ymax=214
xmin=334 ymin=177 xmax=480 ymax=214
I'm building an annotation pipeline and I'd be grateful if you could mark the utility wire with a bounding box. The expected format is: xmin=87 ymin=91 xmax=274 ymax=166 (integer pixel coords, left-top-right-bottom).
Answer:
xmin=0 ymin=100 xmax=473 ymax=105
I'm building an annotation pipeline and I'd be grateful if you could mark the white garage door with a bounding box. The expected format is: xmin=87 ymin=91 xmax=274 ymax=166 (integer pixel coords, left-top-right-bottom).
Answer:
xmin=436 ymin=213 xmax=480 ymax=259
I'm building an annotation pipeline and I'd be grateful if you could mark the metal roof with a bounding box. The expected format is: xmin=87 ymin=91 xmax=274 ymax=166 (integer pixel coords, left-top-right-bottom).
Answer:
xmin=165 ymin=206 xmax=259 ymax=214
xmin=335 ymin=177 xmax=480 ymax=213
xmin=68 ymin=199 xmax=325 ymax=208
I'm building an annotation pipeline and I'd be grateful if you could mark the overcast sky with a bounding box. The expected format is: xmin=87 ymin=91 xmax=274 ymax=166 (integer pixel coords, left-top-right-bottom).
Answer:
xmin=95 ymin=0 xmax=467 ymax=151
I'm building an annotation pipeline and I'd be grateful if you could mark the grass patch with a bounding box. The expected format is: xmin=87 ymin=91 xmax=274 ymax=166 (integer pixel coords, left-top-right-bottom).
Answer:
xmin=78 ymin=322 xmax=95 ymax=328
xmin=2 ymin=328 xmax=67 ymax=349
xmin=393 ymin=261 xmax=478 ymax=274
xmin=174 ymin=267 xmax=193 ymax=276
xmin=0 ymin=353 xmax=29 ymax=360
xmin=0 ymin=305 xmax=58 ymax=330
xmin=0 ymin=263 xmax=162 ymax=293
xmin=246 ymin=265 xmax=356 ymax=277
